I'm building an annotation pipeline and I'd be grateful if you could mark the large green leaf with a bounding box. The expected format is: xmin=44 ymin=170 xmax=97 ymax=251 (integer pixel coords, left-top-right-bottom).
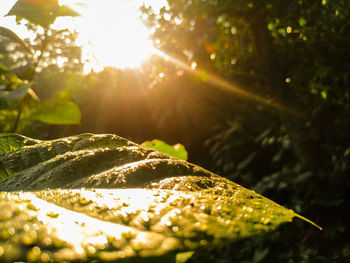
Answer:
xmin=0 ymin=26 xmax=33 ymax=54
xmin=0 ymin=133 xmax=320 ymax=262
xmin=34 ymin=101 xmax=81 ymax=125
xmin=6 ymin=0 xmax=59 ymax=28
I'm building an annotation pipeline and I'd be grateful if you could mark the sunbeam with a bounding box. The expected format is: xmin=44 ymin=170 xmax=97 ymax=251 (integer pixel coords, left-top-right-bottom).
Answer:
xmin=152 ymin=48 xmax=299 ymax=117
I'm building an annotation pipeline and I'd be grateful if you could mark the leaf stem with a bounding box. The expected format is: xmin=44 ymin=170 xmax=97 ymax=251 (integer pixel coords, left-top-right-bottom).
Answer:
xmin=12 ymin=27 xmax=50 ymax=132
xmin=12 ymin=104 xmax=22 ymax=133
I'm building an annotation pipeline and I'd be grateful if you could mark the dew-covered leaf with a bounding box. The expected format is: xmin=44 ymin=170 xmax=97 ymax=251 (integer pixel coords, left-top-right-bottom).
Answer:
xmin=0 ymin=133 xmax=320 ymax=262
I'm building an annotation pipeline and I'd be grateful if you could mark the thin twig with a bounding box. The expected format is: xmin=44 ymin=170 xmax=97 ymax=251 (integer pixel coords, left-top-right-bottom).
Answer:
xmin=11 ymin=104 xmax=23 ymax=133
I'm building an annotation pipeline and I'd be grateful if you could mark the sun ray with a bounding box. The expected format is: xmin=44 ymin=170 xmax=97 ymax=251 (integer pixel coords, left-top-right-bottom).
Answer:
xmin=152 ymin=48 xmax=300 ymax=116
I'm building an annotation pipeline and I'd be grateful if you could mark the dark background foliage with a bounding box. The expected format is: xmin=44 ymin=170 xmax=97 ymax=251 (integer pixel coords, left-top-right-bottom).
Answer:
xmin=1 ymin=0 xmax=349 ymax=262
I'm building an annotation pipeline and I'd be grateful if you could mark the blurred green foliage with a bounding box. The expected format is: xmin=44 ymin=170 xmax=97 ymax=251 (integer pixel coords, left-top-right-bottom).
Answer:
xmin=0 ymin=0 xmax=81 ymax=133
xmin=139 ymin=0 xmax=350 ymax=262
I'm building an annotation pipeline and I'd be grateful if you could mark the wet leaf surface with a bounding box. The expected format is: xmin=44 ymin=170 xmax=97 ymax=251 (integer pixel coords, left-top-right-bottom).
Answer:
xmin=0 ymin=133 xmax=315 ymax=262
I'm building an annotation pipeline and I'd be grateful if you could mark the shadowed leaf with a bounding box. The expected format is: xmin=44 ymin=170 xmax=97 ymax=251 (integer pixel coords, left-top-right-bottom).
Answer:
xmin=0 ymin=26 xmax=33 ymax=54
xmin=34 ymin=101 xmax=81 ymax=125
xmin=0 ymin=83 xmax=31 ymax=110
xmin=10 ymin=63 xmax=34 ymax=81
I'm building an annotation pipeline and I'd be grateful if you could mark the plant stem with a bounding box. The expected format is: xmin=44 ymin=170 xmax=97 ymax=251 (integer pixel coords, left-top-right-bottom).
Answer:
xmin=12 ymin=105 xmax=22 ymax=133
xmin=12 ymin=28 xmax=50 ymax=133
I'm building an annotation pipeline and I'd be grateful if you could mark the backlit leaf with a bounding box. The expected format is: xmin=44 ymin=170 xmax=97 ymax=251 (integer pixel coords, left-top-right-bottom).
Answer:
xmin=299 ymin=17 xmax=307 ymax=27
xmin=6 ymin=0 xmax=58 ymax=28
xmin=142 ymin=139 xmax=188 ymax=160
xmin=6 ymin=0 xmax=79 ymax=28
xmin=34 ymin=101 xmax=81 ymax=124
xmin=57 ymin=5 xmax=81 ymax=17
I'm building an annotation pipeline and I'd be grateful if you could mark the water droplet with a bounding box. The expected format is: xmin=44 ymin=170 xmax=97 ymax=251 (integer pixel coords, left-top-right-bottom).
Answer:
xmin=40 ymin=252 xmax=50 ymax=262
xmin=46 ymin=211 xmax=59 ymax=218
xmin=78 ymin=198 xmax=92 ymax=206
xmin=27 ymin=246 xmax=41 ymax=261
xmin=41 ymin=236 xmax=52 ymax=247
xmin=8 ymin=227 xmax=15 ymax=235
xmin=27 ymin=202 xmax=38 ymax=211
xmin=262 ymin=218 xmax=271 ymax=225
xmin=200 ymin=239 xmax=208 ymax=246
xmin=87 ymin=245 xmax=96 ymax=254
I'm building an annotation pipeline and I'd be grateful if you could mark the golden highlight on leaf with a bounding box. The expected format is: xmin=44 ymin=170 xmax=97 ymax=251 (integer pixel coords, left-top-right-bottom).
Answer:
xmin=0 ymin=133 xmax=321 ymax=262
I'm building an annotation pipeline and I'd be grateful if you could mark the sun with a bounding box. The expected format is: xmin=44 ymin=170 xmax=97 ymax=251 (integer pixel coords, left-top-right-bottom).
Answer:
xmin=74 ymin=0 xmax=156 ymax=71
xmin=1 ymin=0 xmax=165 ymax=72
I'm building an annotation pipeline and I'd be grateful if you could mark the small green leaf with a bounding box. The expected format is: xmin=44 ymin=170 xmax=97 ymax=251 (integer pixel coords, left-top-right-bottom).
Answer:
xmin=298 ymin=17 xmax=307 ymax=27
xmin=0 ymin=65 xmax=12 ymax=76
xmin=142 ymin=139 xmax=188 ymax=160
xmin=0 ymin=83 xmax=31 ymax=110
xmin=10 ymin=63 xmax=34 ymax=81
xmin=248 ymin=2 xmax=254 ymax=8
xmin=57 ymin=5 xmax=81 ymax=17
xmin=268 ymin=22 xmax=276 ymax=30
xmin=176 ymin=252 xmax=194 ymax=263
xmin=0 ymin=26 xmax=33 ymax=54
xmin=34 ymin=101 xmax=81 ymax=125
